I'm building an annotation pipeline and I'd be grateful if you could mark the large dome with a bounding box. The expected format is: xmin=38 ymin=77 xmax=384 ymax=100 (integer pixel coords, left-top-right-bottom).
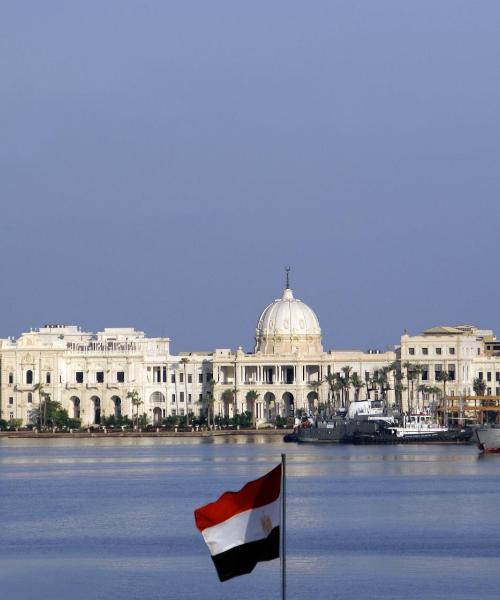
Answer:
xmin=254 ymin=287 xmax=323 ymax=355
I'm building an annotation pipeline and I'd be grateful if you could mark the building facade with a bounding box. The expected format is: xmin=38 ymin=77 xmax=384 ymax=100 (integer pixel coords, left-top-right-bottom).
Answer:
xmin=1 ymin=285 xmax=499 ymax=426
xmin=0 ymin=325 xmax=212 ymax=426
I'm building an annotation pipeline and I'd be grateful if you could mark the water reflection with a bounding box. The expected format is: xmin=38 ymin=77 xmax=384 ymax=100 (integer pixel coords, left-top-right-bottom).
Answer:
xmin=1 ymin=438 xmax=500 ymax=600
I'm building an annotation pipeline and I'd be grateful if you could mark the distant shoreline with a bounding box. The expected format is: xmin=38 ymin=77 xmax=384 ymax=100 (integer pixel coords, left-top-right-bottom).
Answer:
xmin=0 ymin=429 xmax=291 ymax=440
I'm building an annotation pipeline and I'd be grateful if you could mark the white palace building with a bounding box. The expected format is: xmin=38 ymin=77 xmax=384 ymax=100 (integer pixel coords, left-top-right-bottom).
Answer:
xmin=1 ymin=280 xmax=500 ymax=426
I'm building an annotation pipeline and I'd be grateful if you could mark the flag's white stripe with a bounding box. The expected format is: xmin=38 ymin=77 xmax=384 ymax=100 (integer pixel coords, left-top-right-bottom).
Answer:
xmin=201 ymin=496 xmax=280 ymax=556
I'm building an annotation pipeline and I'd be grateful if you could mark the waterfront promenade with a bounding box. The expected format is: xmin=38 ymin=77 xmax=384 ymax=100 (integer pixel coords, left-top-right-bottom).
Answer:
xmin=0 ymin=428 xmax=290 ymax=439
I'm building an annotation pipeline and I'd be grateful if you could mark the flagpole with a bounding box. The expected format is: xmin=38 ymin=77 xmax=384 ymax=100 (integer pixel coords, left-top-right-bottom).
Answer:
xmin=280 ymin=453 xmax=286 ymax=600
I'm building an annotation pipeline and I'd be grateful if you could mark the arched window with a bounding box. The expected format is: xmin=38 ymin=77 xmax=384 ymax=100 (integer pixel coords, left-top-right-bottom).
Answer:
xmin=8 ymin=373 xmax=14 ymax=384
xmin=150 ymin=391 xmax=166 ymax=404
xmin=26 ymin=370 xmax=33 ymax=385
xmin=27 ymin=393 xmax=33 ymax=403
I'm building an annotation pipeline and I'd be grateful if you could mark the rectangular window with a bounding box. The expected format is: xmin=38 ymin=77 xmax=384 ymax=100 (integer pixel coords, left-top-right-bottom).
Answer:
xmin=448 ymin=364 xmax=456 ymax=381
xmin=409 ymin=348 xmax=415 ymax=355
xmin=436 ymin=347 xmax=442 ymax=355
xmin=162 ymin=367 xmax=167 ymax=383
xmin=9 ymin=397 xmax=13 ymax=405
xmin=117 ymin=371 xmax=125 ymax=383
xmin=180 ymin=409 xmax=185 ymax=416
xmin=75 ymin=372 xmax=84 ymax=383
xmin=206 ymin=373 xmax=213 ymax=383
xmin=434 ymin=365 xmax=442 ymax=379
xmin=188 ymin=394 xmax=192 ymax=402
xmin=153 ymin=367 xmax=161 ymax=383
xmin=171 ymin=374 xmax=175 ymax=383
xmin=422 ymin=348 xmax=428 ymax=355
xmin=199 ymin=393 xmax=203 ymax=401
xmin=479 ymin=372 xmax=483 ymax=380
xmin=422 ymin=370 xmax=428 ymax=381
xmin=179 ymin=373 xmax=184 ymax=383
xmin=496 ymin=372 xmax=500 ymax=382
xmin=188 ymin=374 xmax=192 ymax=384
xmin=172 ymin=409 xmax=176 ymax=416
xmin=96 ymin=371 xmax=104 ymax=383
xmin=487 ymin=387 xmax=492 ymax=395
xmin=365 ymin=371 xmax=370 ymax=382
xmin=198 ymin=373 xmax=203 ymax=383
xmin=180 ymin=392 xmax=185 ymax=402
xmin=171 ymin=394 xmax=176 ymax=402
xmin=46 ymin=372 xmax=51 ymax=384
xmin=449 ymin=347 xmax=455 ymax=355
xmin=496 ymin=387 xmax=500 ymax=396
xmin=487 ymin=372 xmax=492 ymax=382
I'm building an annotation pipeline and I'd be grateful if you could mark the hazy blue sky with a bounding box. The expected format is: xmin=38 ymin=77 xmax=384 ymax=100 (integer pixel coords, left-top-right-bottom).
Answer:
xmin=1 ymin=1 xmax=499 ymax=353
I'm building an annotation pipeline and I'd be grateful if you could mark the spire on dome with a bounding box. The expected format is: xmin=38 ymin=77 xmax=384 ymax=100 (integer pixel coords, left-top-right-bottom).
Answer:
xmin=285 ymin=265 xmax=291 ymax=289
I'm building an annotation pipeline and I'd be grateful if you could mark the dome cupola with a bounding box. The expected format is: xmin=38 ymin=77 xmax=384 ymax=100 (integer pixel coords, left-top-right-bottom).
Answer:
xmin=254 ymin=274 xmax=322 ymax=355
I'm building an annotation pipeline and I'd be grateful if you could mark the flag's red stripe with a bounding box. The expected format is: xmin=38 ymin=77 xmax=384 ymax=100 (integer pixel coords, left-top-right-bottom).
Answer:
xmin=194 ymin=464 xmax=281 ymax=532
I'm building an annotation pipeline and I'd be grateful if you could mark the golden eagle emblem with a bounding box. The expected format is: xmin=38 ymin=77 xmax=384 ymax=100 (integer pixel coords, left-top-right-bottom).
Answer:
xmin=260 ymin=512 xmax=273 ymax=535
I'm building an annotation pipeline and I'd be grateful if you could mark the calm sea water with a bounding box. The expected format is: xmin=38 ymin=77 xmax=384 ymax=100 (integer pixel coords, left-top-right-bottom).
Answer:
xmin=1 ymin=436 xmax=500 ymax=600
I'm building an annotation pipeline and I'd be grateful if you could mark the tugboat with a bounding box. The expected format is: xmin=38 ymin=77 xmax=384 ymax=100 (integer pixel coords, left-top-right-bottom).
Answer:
xmin=290 ymin=401 xmax=472 ymax=444
xmin=295 ymin=399 xmax=396 ymax=444
xmin=474 ymin=425 xmax=500 ymax=453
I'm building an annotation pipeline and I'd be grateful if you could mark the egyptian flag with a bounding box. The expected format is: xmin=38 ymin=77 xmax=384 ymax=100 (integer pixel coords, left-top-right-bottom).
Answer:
xmin=194 ymin=464 xmax=281 ymax=582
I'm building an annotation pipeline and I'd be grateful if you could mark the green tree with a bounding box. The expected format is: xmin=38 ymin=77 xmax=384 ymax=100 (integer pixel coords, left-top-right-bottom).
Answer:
xmin=32 ymin=398 xmax=80 ymax=430
xmin=33 ymin=382 xmax=48 ymax=429
xmin=341 ymin=366 xmax=353 ymax=410
xmin=127 ymin=390 xmax=142 ymax=428
xmin=413 ymin=364 xmax=423 ymax=412
xmin=473 ymin=377 xmax=486 ymax=396
xmin=436 ymin=371 xmax=450 ymax=426
xmin=245 ymin=390 xmax=259 ymax=426
xmin=377 ymin=367 xmax=391 ymax=401
xmin=180 ymin=357 xmax=190 ymax=426
xmin=324 ymin=372 xmax=339 ymax=413
xmin=403 ymin=361 xmax=415 ymax=414
xmin=221 ymin=389 xmax=234 ymax=420
xmin=308 ymin=379 xmax=322 ymax=414
xmin=351 ymin=373 xmax=365 ymax=401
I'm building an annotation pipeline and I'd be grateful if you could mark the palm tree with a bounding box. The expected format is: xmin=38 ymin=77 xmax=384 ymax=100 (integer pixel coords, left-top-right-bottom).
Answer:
xmin=403 ymin=361 xmax=415 ymax=414
xmin=387 ymin=361 xmax=400 ymax=409
xmin=436 ymin=371 xmax=450 ymax=426
xmin=377 ymin=367 xmax=391 ymax=401
xmin=180 ymin=357 xmax=190 ymax=426
xmin=245 ymin=390 xmax=259 ymax=426
xmin=394 ymin=371 xmax=406 ymax=413
xmin=205 ymin=392 xmax=214 ymax=428
xmin=341 ymin=366 xmax=353 ymax=411
xmin=206 ymin=377 xmax=215 ymax=428
xmin=351 ymin=373 xmax=365 ymax=401
xmin=413 ymin=364 xmax=423 ymax=412
xmin=221 ymin=389 xmax=234 ymax=420
xmin=127 ymin=389 xmax=142 ymax=428
xmin=308 ymin=377 xmax=323 ymax=415
xmin=324 ymin=372 xmax=337 ymax=414
xmin=33 ymin=382 xmax=48 ymax=429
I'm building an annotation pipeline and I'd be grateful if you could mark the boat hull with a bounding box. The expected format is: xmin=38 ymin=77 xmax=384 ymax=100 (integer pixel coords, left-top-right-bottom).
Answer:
xmin=474 ymin=426 xmax=500 ymax=452
xmin=294 ymin=420 xmax=472 ymax=444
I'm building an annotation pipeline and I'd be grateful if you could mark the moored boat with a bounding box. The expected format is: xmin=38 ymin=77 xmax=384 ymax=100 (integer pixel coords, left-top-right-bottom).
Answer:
xmin=474 ymin=425 xmax=500 ymax=453
xmin=386 ymin=413 xmax=448 ymax=439
xmin=290 ymin=410 xmax=472 ymax=444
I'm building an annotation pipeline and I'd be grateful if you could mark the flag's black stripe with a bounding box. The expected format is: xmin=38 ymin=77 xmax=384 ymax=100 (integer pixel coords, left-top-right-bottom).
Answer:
xmin=211 ymin=525 xmax=280 ymax=582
